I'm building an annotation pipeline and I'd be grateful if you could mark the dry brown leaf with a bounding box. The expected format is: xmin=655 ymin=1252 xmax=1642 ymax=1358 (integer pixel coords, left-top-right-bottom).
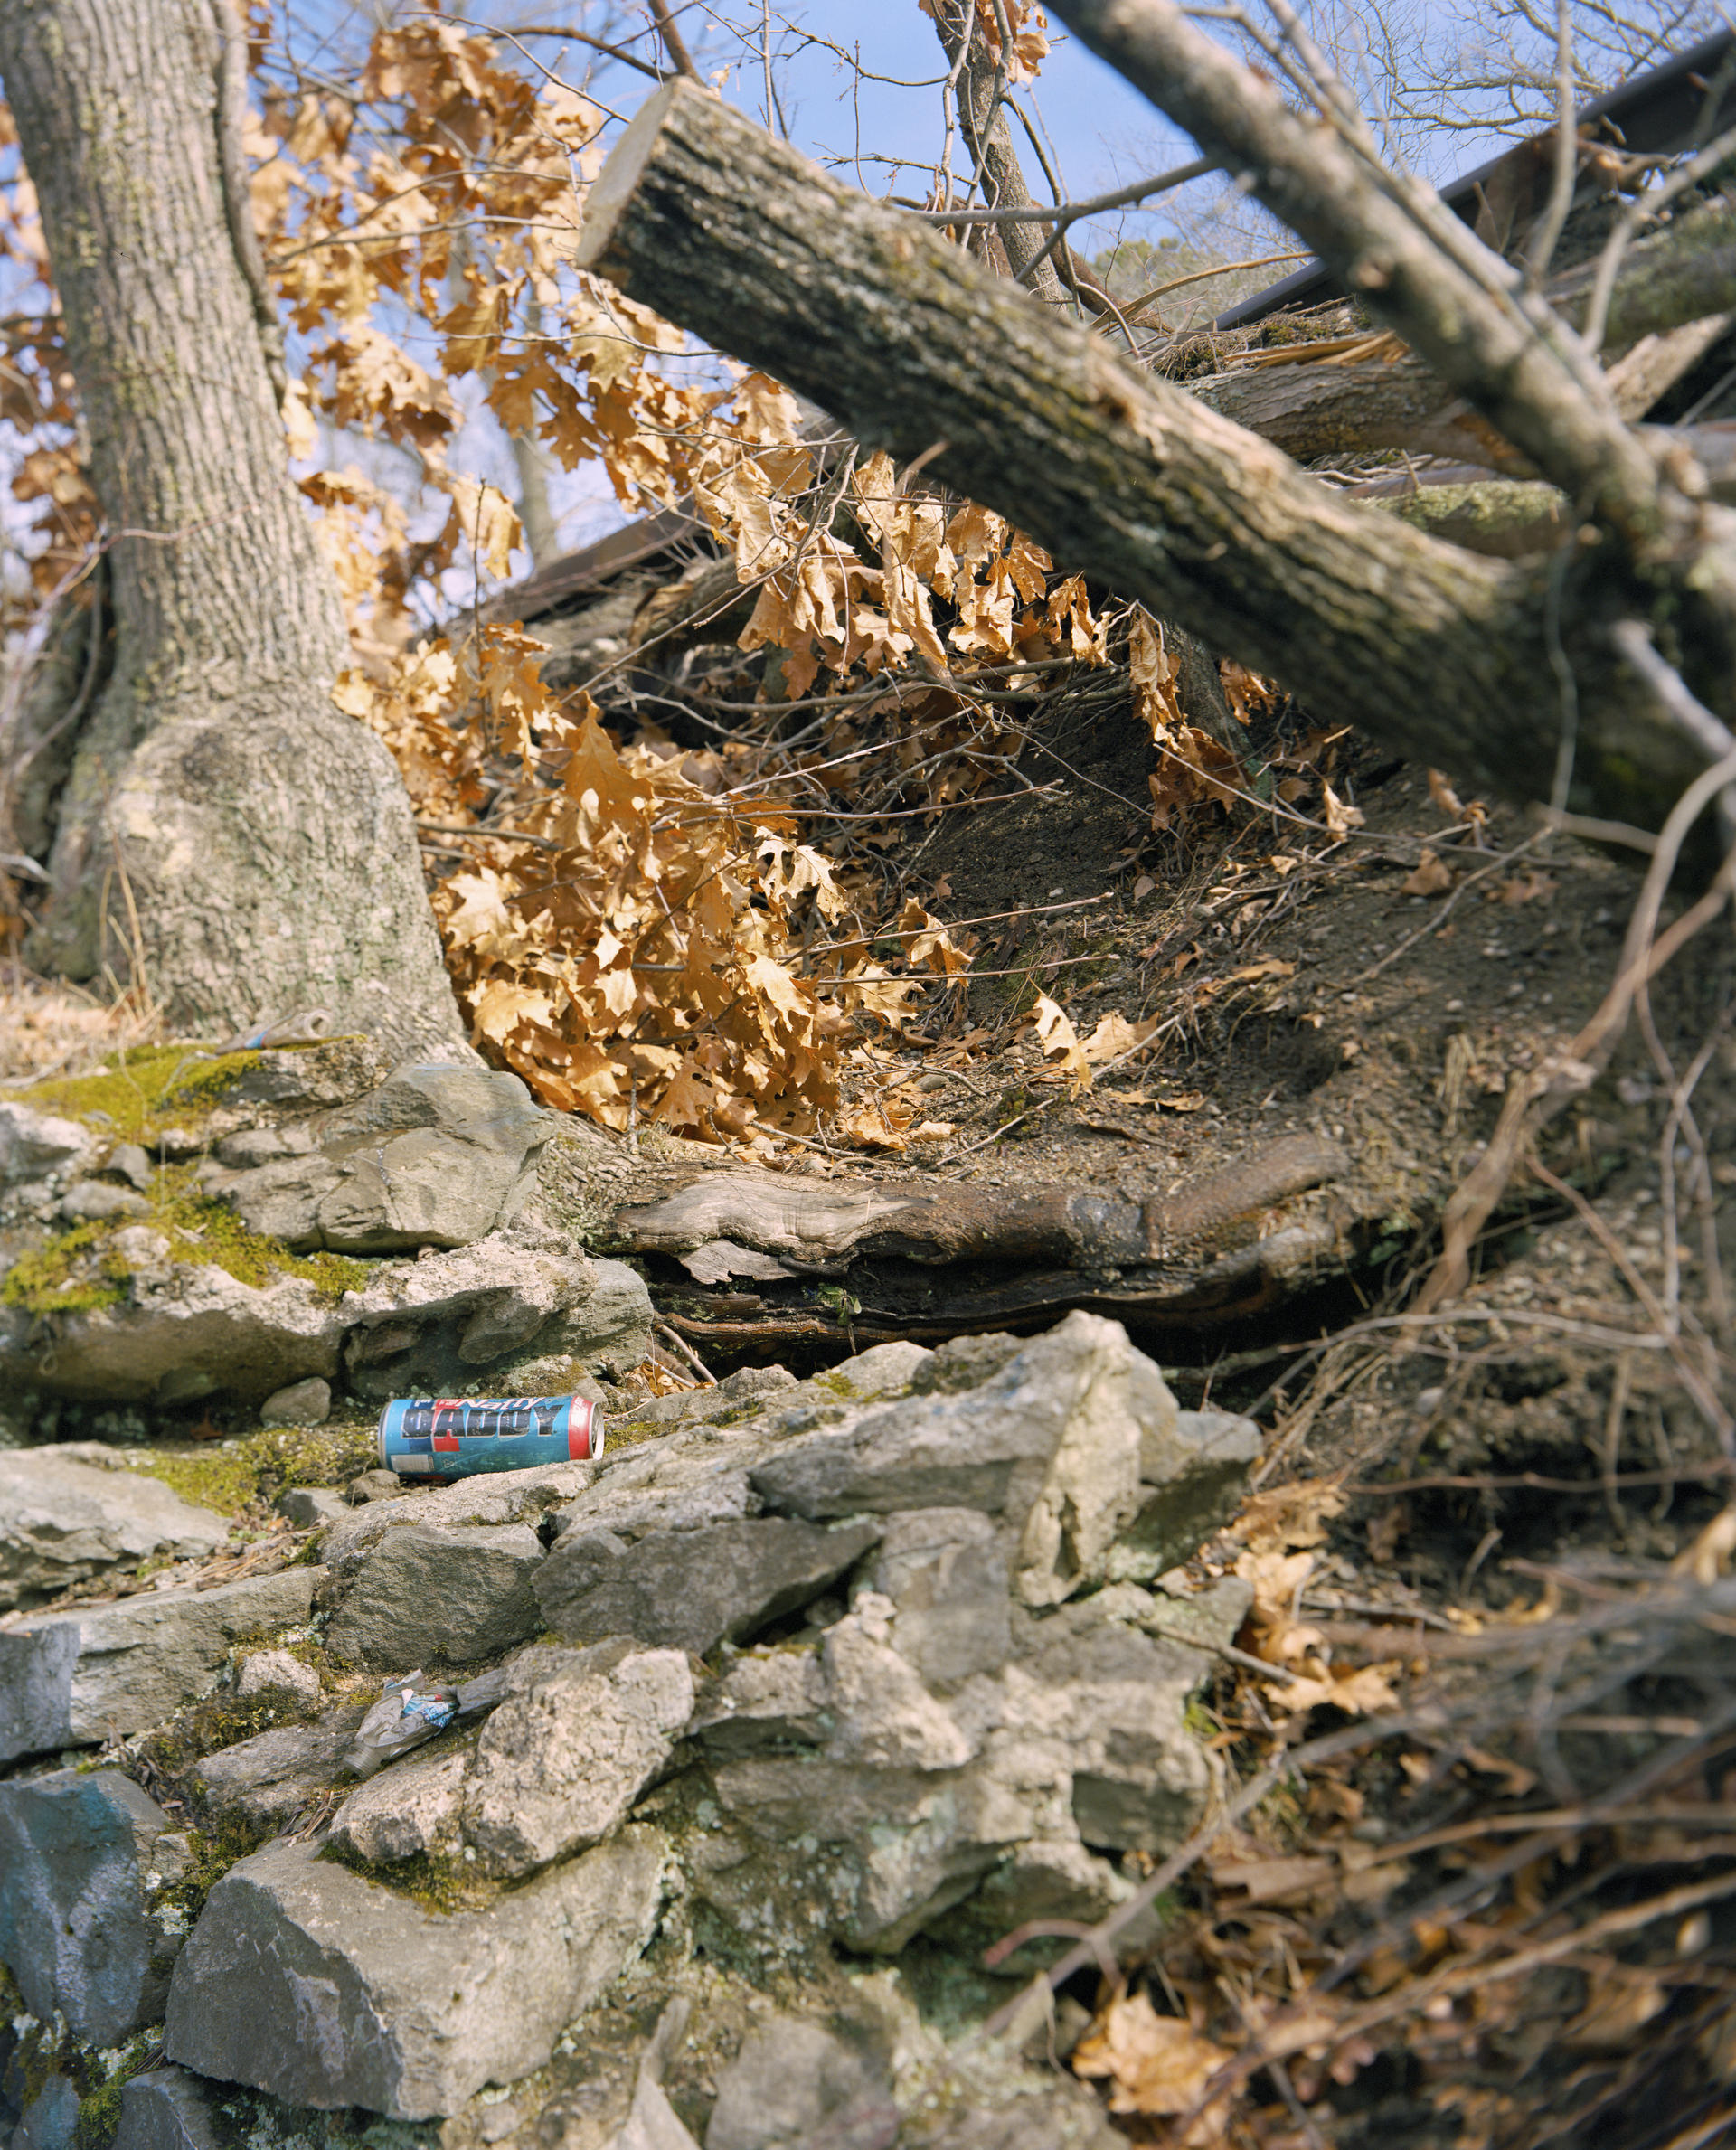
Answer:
xmin=1401 ymin=848 xmax=1454 ymax=897
xmin=1071 ymin=1992 xmax=1233 ymax=2132
xmin=1565 ymin=1964 xmax=1669 ymax=2049
xmin=1234 ymin=1479 xmax=1346 ymax=1554
xmin=1032 ymin=994 xmax=1091 ymax=1087
xmin=1427 ymin=767 xmax=1466 ymax=818
xmin=1320 ymin=778 xmax=1366 ymax=836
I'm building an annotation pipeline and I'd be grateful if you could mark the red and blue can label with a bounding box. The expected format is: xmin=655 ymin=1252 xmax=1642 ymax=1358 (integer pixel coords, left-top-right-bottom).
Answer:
xmin=376 ymin=1394 xmax=604 ymax=1478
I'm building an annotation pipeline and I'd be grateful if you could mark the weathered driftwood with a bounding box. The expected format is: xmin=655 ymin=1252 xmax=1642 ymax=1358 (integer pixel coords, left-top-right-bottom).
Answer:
xmin=548 ymin=1121 xmax=1353 ymax=1343
xmin=573 ymin=80 xmax=1711 ymax=836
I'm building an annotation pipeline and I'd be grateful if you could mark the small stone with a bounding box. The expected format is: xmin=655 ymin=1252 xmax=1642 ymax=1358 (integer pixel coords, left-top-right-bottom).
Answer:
xmin=704 ymin=2016 xmax=895 ymax=2150
xmin=0 ymin=1567 xmax=319 ymax=1762
xmin=1106 ymin=1394 xmax=1261 ymax=1584
xmin=748 ymin=1311 xmax=1145 ymax=1609
xmin=325 ymin=1523 xmax=544 ymax=1669
xmin=60 ymin=1179 xmax=150 ymax=1221
xmin=689 ymin=1650 xmax=827 ymax=1756
xmin=276 ymin=1485 xmax=347 ymax=1528
xmin=536 ymin=1517 xmax=881 ymax=1658
xmin=0 ymin=1101 xmax=92 ymax=1187
xmin=0 ymin=1449 xmax=229 ymax=1612
xmin=259 ymin=1376 xmax=330 ymax=1427
xmin=328 ymin=1743 xmax=469 ymax=1864
xmin=108 ymin=1144 xmax=156 ymax=1192
xmin=0 ymin=1768 xmax=189 ymax=2042
xmin=322 ymin=1460 xmax=596 ymax=1567
xmin=819 ymin=1606 xmax=975 ymax=1771
xmin=12 ymin=2076 xmax=80 ymax=2150
xmin=463 ymin=1641 xmax=693 ymax=1877
xmin=862 ymin=1509 xmax=1010 ymax=1684
xmin=113 ymin=2069 xmax=220 ymax=2150
xmin=162 ymin=1829 xmax=665 ymax=2117
xmin=190 ymin=1705 xmax=370 ymax=1830
xmin=233 ymin=1649 xmax=321 ymax=1704
xmin=348 ymin=1468 xmax=408 ymax=1504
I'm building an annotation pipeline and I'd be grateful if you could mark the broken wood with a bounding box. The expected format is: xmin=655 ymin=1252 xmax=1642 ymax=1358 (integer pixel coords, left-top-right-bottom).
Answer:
xmin=573 ymin=80 xmax=1712 ymax=839
xmin=546 ymin=1119 xmax=1354 ymax=1342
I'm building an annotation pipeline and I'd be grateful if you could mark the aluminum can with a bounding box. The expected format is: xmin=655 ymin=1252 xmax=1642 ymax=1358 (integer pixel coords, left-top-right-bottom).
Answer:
xmin=376 ymin=1393 xmax=604 ymax=1479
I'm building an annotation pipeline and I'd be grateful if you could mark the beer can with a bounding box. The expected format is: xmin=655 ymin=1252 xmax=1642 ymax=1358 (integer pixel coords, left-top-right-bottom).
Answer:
xmin=375 ymin=1393 xmax=604 ymax=1479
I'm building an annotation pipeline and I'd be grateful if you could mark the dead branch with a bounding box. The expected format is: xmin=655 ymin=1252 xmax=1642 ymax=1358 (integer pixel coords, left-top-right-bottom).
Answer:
xmin=573 ymin=80 xmax=1714 ymax=836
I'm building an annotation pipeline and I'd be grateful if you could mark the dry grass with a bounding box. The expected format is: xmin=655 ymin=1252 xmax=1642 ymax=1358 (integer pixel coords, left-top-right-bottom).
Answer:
xmin=0 ymin=966 xmax=160 ymax=1085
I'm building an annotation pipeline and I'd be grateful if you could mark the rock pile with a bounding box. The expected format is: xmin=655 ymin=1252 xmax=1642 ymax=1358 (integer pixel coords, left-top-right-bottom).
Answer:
xmin=0 ymin=1046 xmax=653 ymax=1424
xmin=0 ymin=1311 xmax=1260 ymax=2149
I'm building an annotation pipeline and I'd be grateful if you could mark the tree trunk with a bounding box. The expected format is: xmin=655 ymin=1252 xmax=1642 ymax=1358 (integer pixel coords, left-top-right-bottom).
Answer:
xmin=927 ymin=0 xmax=1070 ymax=308
xmin=0 ymin=0 xmax=466 ymax=1054
xmin=574 ymin=81 xmax=1711 ymax=838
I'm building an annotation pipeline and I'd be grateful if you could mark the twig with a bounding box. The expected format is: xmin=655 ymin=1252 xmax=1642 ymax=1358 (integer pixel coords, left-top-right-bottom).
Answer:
xmin=646 ymin=0 xmax=702 ymax=80
xmin=654 ymin=1315 xmax=717 ymax=1384
xmin=1363 ymin=832 xmax=1545 ymax=979
xmin=1416 ymin=735 xmax=1736 ymax=1316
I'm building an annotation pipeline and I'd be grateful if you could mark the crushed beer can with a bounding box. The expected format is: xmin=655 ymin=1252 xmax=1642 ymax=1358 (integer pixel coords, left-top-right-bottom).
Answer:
xmin=375 ymin=1393 xmax=604 ymax=1480
xmin=344 ymin=1671 xmax=459 ymax=1779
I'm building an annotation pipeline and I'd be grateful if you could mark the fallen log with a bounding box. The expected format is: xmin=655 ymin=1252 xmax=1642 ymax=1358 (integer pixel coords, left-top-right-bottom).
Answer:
xmin=542 ymin=1118 xmax=1357 ymax=1344
xmin=573 ymin=81 xmax=1712 ymax=839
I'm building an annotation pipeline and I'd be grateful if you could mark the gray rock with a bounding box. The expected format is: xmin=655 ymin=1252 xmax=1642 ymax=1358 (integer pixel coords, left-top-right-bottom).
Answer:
xmin=464 ymin=1641 xmax=692 ymax=1877
xmin=1014 ymin=1596 xmax=1211 ymax=1853
xmin=0 ymin=1101 xmax=92 ymax=1187
xmin=60 ymin=1179 xmax=150 ymax=1221
xmin=860 ymin=1509 xmax=1010 ymax=1685
xmin=259 ymin=1377 xmax=331 ymax=1428
xmin=108 ymin=1145 xmax=156 ymax=1193
xmin=615 ymin=1365 xmax=798 ymax=1434
xmin=748 ymin=1312 xmax=1145 ymax=1608
xmin=0 ymin=1254 xmax=349 ymax=1407
xmin=321 ymin=1459 xmax=599 ymax=1570
xmin=813 ymin=1340 xmax=933 ymax=1400
xmin=927 ymin=1836 xmax=1150 ymax=1976
xmin=689 ymin=1650 xmax=827 ymax=1755
xmin=325 ymin=1523 xmax=543 ymax=1668
xmin=233 ymin=1649 xmax=322 ymax=1704
xmin=699 ymin=1749 xmax=1052 ymax=1955
xmin=704 ymin=2018 xmax=894 ymax=2150
xmin=190 ymin=1704 xmax=369 ymax=1829
xmin=113 ymin=2070 xmax=220 ymax=2150
xmin=339 ymin=1231 xmax=652 ymax=1400
xmin=210 ymin=1061 xmax=551 ymax=1253
xmin=0 ymin=1567 xmax=318 ymax=1760
xmin=1106 ymin=1400 xmax=1262 ymax=1584
xmin=0 ymin=1449 xmax=230 ymax=1610
xmin=536 ymin=1518 xmax=881 ymax=1657
xmin=276 ymin=1485 xmax=347 ymax=1528
xmin=346 ymin=1468 xmax=409 ymax=1504
xmin=162 ymin=1827 xmax=665 ymax=2117
xmin=819 ymin=1602 xmax=975 ymax=1771
xmin=328 ymin=1742 xmax=469 ymax=1864
xmin=12 ymin=2076 xmax=79 ymax=2150
xmin=0 ymin=1769 xmax=190 ymax=2042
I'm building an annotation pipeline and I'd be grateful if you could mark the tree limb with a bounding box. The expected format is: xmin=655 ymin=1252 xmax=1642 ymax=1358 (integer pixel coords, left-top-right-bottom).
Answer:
xmin=574 ymin=80 xmax=1710 ymax=834
xmin=1047 ymin=0 xmax=1678 ymax=550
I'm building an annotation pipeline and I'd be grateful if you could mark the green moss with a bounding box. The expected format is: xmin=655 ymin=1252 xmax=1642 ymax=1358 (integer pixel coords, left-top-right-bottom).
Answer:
xmin=156 ymin=1815 xmax=272 ymax=1926
xmin=1 ymin=1171 xmax=371 ymax=1317
xmin=0 ymin=1224 xmax=126 ymax=1314
xmin=21 ymin=1045 xmax=264 ymax=1143
xmin=319 ymin=1839 xmax=495 ymax=1915
xmin=147 ymin=1175 xmax=369 ymax=1298
xmin=131 ymin=1420 xmax=378 ymax=1516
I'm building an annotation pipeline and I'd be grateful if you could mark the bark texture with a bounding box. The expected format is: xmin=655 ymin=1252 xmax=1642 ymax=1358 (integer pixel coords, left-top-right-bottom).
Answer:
xmin=0 ymin=0 xmax=465 ymax=1052
xmin=575 ymin=82 xmax=1708 ymax=834
xmin=927 ymin=0 xmax=1070 ymax=307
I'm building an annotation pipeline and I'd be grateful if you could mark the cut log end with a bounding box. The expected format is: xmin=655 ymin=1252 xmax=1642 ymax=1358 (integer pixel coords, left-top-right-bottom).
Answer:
xmin=573 ymin=78 xmax=686 ymax=279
